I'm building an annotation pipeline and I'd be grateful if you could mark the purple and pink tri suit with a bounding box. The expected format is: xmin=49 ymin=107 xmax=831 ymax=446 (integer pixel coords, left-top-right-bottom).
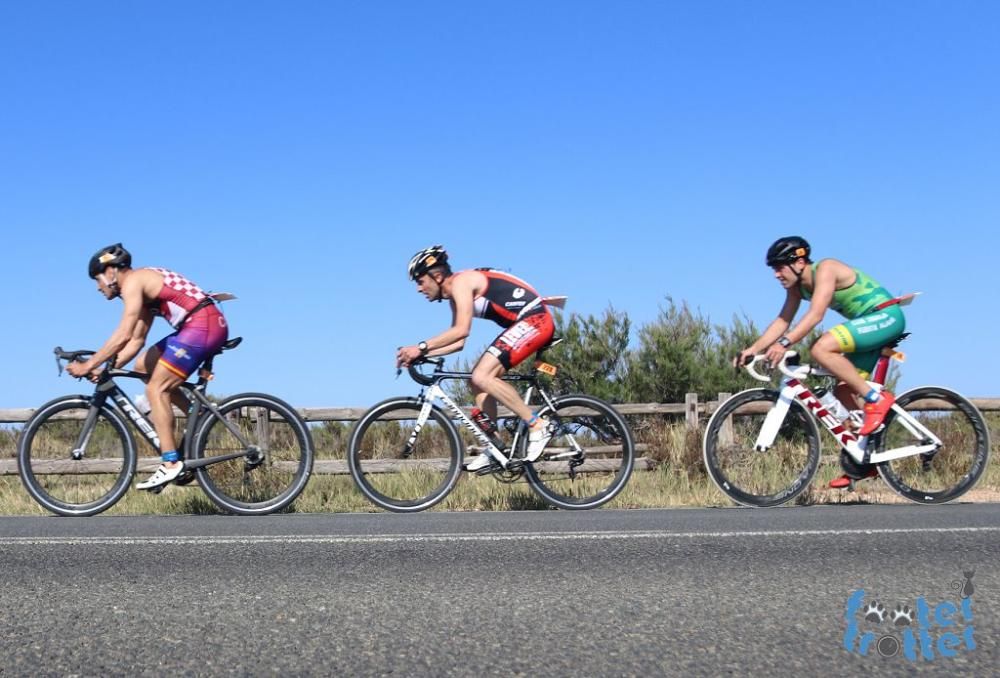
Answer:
xmin=146 ymin=268 xmax=228 ymax=378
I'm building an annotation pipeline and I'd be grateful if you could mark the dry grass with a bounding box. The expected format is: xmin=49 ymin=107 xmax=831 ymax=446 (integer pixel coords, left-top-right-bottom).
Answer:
xmin=0 ymin=415 xmax=997 ymax=515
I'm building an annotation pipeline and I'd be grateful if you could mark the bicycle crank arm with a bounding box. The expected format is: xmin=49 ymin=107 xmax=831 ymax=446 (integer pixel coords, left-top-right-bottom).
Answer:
xmin=183 ymin=450 xmax=263 ymax=469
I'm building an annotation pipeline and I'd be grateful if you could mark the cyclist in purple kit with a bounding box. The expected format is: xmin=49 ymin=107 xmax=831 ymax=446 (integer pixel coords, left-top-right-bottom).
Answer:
xmin=68 ymin=244 xmax=229 ymax=490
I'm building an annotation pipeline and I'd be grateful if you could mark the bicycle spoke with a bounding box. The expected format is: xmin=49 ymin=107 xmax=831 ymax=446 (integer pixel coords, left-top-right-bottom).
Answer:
xmin=348 ymin=398 xmax=462 ymax=512
xmin=524 ymin=395 xmax=635 ymax=509
xmin=194 ymin=395 xmax=313 ymax=514
xmin=18 ymin=399 xmax=134 ymax=516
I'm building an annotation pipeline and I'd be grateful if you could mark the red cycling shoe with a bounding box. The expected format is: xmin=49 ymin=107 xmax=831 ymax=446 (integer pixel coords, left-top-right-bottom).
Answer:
xmin=859 ymin=391 xmax=896 ymax=436
xmin=829 ymin=467 xmax=878 ymax=489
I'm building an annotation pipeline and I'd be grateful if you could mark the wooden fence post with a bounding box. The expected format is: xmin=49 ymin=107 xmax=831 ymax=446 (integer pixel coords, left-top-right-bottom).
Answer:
xmin=685 ymin=393 xmax=699 ymax=430
xmin=717 ymin=392 xmax=732 ymax=446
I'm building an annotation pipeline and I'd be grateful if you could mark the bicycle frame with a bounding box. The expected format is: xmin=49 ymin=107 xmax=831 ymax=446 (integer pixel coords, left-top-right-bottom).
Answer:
xmin=405 ymin=362 xmax=571 ymax=470
xmin=70 ymin=365 xmax=259 ymax=470
xmin=747 ymin=352 xmax=942 ymax=465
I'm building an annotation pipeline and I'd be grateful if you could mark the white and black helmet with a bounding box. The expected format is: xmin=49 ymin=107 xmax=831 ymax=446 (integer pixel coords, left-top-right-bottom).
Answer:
xmin=408 ymin=245 xmax=449 ymax=280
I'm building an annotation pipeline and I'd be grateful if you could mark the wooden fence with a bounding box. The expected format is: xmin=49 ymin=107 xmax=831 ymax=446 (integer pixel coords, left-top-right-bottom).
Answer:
xmin=2 ymin=395 xmax=997 ymax=476
xmin=3 ymin=394 xmax=998 ymax=427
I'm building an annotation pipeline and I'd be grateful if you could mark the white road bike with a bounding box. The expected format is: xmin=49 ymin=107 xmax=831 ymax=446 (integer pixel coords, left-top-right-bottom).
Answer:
xmin=703 ymin=344 xmax=990 ymax=507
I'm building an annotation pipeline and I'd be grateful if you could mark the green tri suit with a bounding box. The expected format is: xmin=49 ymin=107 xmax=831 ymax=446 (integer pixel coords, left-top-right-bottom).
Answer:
xmin=799 ymin=261 xmax=906 ymax=375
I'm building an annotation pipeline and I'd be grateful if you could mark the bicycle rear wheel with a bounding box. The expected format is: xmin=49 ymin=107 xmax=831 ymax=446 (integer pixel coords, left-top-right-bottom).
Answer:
xmin=875 ymin=387 xmax=991 ymax=504
xmin=522 ymin=395 xmax=635 ymax=510
xmin=347 ymin=397 xmax=463 ymax=512
xmin=17 ymin=396 xmax=136 ymax=516
xmin=191 ymin=393 xmax=314 ymax=515
xmin=703 ymin=388 xmax=821 ymax=507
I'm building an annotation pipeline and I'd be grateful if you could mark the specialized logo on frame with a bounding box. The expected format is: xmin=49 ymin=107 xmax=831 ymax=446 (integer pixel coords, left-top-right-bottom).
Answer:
xmin=843 ymin=570 xmax=976 ymax=661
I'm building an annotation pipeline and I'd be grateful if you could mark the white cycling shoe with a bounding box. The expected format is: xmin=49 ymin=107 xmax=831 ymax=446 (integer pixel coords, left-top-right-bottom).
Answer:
xmin=137 ymin=462 xmax=185 ymax=491
xmin=464 ymin=454 xmax=495 ymax=472
xmin=525 ymin=417 xmax=555 ymax=462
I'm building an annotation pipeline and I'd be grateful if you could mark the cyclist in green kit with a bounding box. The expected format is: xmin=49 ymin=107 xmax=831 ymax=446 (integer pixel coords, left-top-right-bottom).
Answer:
xmin=735 ymin=236 xmax=907 ymax=488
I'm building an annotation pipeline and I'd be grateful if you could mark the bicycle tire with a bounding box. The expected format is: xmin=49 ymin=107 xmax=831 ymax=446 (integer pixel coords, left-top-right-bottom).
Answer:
xmin=703 ymin=388 xmax=821 ymax=508
xmin=17 ymin=395 xmax=136 ymax=517
xmin=874 ymin=386 xmax=991 ymax=504
xmin=522 ymin=394 xmax=636 ymax=510
xmin=347 ymin=397 xmax=463 ymax=513
xmin=191 ymin=393 xmax=314 ymax=515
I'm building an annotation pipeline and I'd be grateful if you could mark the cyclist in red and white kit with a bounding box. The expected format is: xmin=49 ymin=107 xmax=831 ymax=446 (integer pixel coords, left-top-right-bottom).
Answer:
xmin=396 ymin=245 xmax=558 ymax=471
xmin=68 ymin=244 xmax=229 ymax=490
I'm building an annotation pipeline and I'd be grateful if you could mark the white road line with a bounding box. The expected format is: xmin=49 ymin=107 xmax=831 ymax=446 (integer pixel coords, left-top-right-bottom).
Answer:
xmin=1 ymin=526 xmax=999 ymax=546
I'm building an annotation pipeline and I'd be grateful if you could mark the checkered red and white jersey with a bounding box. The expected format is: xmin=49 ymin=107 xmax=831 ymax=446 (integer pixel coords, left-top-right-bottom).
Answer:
xmin=146 ymin=267 xmax=208 ymax=328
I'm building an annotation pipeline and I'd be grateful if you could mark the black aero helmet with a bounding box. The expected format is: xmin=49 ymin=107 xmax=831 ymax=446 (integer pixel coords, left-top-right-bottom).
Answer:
xmin=765 ymin=236 xmax=810 ymax=267
xmin=408 ymin=245 xmax=449 ymax=280
xmin=88 ymin=243 xmax=132 ymax=278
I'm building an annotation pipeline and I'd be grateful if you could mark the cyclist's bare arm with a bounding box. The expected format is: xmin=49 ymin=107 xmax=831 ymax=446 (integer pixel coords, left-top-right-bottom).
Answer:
xmin=399 ymin=271 xmax=484 ymax=365
xmin=782 ymin=260 xmax=841 ymax=343
xmin=746 ymin=290 xmax=801 ymax=354
xmin=115 ymin=306 xmax=154 ymax=368
xmin=429 ymin=271 xmax=480 ymax=350
xmin=77 ymin=270 xmax=156 ymax=372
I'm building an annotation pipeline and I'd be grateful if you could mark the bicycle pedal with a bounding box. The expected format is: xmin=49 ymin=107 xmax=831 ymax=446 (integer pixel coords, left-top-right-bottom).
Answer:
xmin=144 ymin=484 xmax=166 ymax=495
xmin=475 ymin=463 xmax=502 ymax=476
xmin=173 ymin=470 xmax=196 ymax=486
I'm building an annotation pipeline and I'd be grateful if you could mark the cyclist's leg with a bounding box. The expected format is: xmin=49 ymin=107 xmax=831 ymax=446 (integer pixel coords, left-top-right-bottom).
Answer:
xmin=139 ymin=317 xmax=227 ymax=488
xmin=812 ymin=306 xmax=904 ymax=392
xmin=470 ymin=353 xmax=529 ymax=423
xmin=809 ymin=335 xmax=877 ymax=402
xmin=134 ymin=345 xmax=190 ymax=413
xmin=472 ymin=312 xmax=556 ymax=424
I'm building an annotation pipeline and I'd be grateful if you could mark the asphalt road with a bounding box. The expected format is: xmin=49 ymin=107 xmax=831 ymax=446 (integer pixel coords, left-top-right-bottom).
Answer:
xmin=0 ymin=505 xmax=997 ymax=676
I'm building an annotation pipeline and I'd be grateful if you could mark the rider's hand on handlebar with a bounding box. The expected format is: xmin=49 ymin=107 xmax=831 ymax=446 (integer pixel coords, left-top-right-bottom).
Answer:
xmin=733 ymin=349 xmax=755 ymax=371
xmin=66 ymin=360 xmax=103 ymax=383
xmin=765 ymin=342 xmax=789 ymax=368
xmin=396 ymin=345 xmax=422 ymax=368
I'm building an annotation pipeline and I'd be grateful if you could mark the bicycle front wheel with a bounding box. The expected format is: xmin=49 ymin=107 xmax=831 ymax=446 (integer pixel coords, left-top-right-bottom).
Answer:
xmin=191 ymin=393 xmax=314 ymax=515
xmin=522 ymin=395 xmax=635 ymax=510
xmin=347 ymin=397 xmax=463 ymax=513
xmin=17 ymin=396 xmax=136 ymax=516
xmin=875 ymin=387 xmax=991 ymax=504
xmin=703 ymin=388 xmax=821 ymax=507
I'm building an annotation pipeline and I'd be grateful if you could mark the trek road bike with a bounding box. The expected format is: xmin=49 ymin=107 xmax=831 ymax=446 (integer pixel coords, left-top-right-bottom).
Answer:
xmin=18 ymin=340 xmax=314 ymax=516
xmin=703 ymin=336 xmax=990 ymax=507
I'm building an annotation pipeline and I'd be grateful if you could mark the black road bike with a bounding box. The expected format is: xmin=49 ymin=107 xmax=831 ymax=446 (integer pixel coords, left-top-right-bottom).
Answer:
xmin=18 ymin=340 xmax=314 ymax=516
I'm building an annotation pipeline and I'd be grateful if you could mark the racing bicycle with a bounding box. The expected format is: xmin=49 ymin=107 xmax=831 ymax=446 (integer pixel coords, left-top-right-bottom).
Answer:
xmin=17 ymin=341 xmax=314 ymax=516
xmin=703 ymin=338 xmax=990 ymax=507
xmin=347 ymin=341 xmax=635 ymax=512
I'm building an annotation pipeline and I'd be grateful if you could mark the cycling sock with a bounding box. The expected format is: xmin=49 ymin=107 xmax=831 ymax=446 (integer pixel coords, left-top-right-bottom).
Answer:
xmin=162 ymin=450 xmax=180 ymax=463
xmin=863 ymin=389 xmax=881 ymax=403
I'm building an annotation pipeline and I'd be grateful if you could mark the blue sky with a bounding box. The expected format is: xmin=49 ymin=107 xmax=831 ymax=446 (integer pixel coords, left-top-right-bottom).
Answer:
xmin=2 ymin=1 xmax=997 ymax=410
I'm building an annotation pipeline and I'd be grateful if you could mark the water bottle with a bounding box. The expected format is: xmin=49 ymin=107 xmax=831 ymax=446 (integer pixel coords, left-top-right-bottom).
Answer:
xmin=816 ymin=389 xmax=849 ymax=423
xmin=134 ymin=394 xmax=152 ymax=416
xmin=470 ymin=407 xmax=497 ymax=436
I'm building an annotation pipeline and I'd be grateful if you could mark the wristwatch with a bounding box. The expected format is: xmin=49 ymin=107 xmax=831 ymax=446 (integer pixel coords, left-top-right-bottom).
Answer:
xmin=777 ymin=336 xmax=792 ymax=348
xmin=418 ymin=341 xmax=429 ymax=355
